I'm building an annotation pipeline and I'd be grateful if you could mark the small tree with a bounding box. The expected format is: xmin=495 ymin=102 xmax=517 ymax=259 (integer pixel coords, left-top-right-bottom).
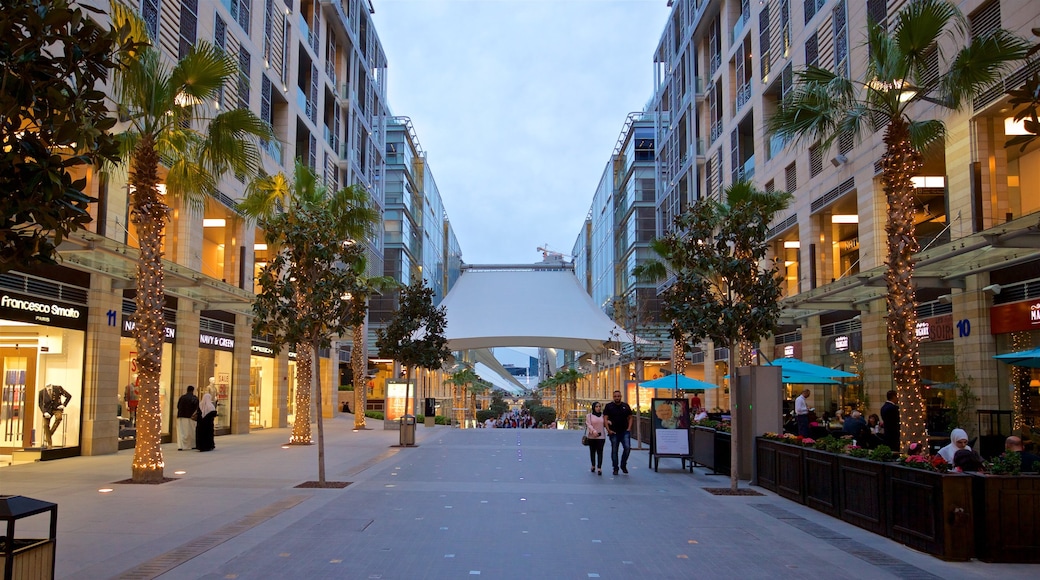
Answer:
xmin=446 ymin=366 xmax=479 ymax=427
xmin=0 ymin=0 xmax=124 ymax=272
xmin=342 ymin=259 xmax=397 ymax=430
xmin=243 ymin=162 xmax=378 ymax=485
xmin=638 ymin=180 xmax=791 ymax=490
xmin=377 ymin=281 xmax=451 ymax=419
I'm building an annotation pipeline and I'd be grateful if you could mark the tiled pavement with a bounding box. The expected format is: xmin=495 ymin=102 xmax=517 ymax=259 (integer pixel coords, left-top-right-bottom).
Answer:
xmin=1 ymin=416 xmax=1037 ymax=579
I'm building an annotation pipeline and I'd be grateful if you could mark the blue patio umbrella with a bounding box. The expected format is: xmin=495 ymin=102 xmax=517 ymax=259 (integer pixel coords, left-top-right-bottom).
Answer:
xmin=764 ymin=357 xmax=857 ymax=378
xmin=994 ymin=347 xmax=1040 ymax=368
xmin=640 ymin=374 xmax=720 ymax=391
xmin=724 ymin=370 xmax=840 ymax=385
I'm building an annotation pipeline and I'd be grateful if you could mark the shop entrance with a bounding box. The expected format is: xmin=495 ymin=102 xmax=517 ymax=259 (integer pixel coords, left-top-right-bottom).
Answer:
xmin=1 ymin=347 xmax=38 ymax=452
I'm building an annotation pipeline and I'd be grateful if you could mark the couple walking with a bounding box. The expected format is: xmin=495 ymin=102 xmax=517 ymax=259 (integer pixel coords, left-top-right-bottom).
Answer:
xmin=584 ymin=390 xmax=634 ymax=476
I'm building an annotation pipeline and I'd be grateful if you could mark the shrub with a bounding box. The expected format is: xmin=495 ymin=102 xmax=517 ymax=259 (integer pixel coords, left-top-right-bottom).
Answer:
xmin=530 ymin=405 xmax=556 ymax=426
xmin=846 ymin=446 xmax=870 ymax=458
xmin=338 ymin=384 xmax=354 ymax=391
xmin=868 ymin=445 xmax=893 ymax=462
xmin=476 ymin=409 xmax=496 ymax=424
xmin=365 ymin=411 xmax=384 ymax=420
xmin=435 ymin=415 xmax=450 ymax=425
xmin=988 ymin=451 xmax=1022 ymax=475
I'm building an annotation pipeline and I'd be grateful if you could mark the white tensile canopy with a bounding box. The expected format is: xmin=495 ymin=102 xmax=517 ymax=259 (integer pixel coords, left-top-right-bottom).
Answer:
xmin=439 ymin=268 xmax=631 ymax=354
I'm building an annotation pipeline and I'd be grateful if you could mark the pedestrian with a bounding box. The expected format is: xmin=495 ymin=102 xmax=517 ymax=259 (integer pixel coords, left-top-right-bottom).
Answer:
xmin=195 ymin=393 xmax=217 ymax=452
xmin=794 ymin=389 xmax=812 ymax=437
xmin=175 ymin=385 xmax=199 ymax=450
xmin=585 ymin=402 xmax=607 ymax=475
xmin=880 ymin=389 xmax=900 ymax=451
xmin=604 ymin=390 xmax=633 ymax=475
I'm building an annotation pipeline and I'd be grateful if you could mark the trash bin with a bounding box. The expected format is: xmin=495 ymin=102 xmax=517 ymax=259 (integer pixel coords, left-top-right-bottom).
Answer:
xmin=0 ymin=495 xmax=58 ymax=580
xmin=400 ymin=414 xmax=416 ymax=446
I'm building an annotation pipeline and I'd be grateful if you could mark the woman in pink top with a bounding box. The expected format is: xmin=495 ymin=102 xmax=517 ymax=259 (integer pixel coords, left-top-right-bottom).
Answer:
xmin=586 ymin=402 xmax=608 ymax=475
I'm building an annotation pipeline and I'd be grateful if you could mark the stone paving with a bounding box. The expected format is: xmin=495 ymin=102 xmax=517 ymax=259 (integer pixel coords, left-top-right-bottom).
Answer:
xmin=1 ymin=415 xmax=1037 ymax=579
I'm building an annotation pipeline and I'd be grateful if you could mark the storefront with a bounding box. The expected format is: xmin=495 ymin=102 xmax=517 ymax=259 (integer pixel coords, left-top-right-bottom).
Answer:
xmin=1 ymin=285 xmax=87 ymax=458
xmin=917 ymin=313 xmax=957 ymax=432
xmin=991 ymin=298 xmax=1040 ymax=429
xmin=198 ymin=313 xmax=235 ymax=436
xmin=119 ymin=296 xmax=177 ymax=448
xmin=820 ymin=331 xmax=861 ymax=415
xmin=250 ymin=340 xmax=276 ymax=429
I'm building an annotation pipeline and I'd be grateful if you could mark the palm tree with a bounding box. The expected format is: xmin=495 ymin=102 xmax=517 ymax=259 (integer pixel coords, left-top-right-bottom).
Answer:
xmin=446 ymin=367 xmax=479 ymax=427
xmin=555 ymin=367 xmax=586 ymax=426
xmin=767 ymin=0 xmax=1029 ymax=451
xmin=240 ymin=161 xmax=379 ymax=444
xmin=343 ymin=262 xmax=397 ymax=430
xmin=109 ymin=1 xmax=272 ymax=483
xmin=468 ymin=380 xmax=490 ymax=424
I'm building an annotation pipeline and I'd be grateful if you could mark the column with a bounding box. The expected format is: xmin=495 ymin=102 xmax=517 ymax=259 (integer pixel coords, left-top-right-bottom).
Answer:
xmin=81 ymin=276 xmax=121 ymax=455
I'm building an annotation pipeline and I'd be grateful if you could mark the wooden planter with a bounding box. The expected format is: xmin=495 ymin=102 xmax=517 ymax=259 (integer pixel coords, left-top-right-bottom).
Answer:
xmin=972 ymin=473 xmax=1040 ymax=563
xmin=1 ymin=538 xmax=54 ymax=580
xmin=714 ymin=430 xmax=731 ymax=476
xmin=838 ymin=455 xmax=886 ymax=535
xmin=775 ymin=443 xmax=806 ymax=504
xmin=803 ymin=447 xmax=840 ymax=517
xmin=691 ymin=427 xmax=716 ymax=471
xmin=754 ymin=438 xmax=778 ymax=491
xmin=886 ymin=465 xmax=974 ymax=561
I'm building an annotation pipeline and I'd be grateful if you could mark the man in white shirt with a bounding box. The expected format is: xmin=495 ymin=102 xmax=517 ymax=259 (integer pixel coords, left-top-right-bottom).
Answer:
xmin=794 ymin=389 xmax=812 ymax=437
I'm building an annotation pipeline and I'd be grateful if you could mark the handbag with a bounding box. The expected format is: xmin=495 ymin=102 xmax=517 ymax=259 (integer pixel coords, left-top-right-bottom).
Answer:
xmin=581 ymin=419 xmax=590 ymax=446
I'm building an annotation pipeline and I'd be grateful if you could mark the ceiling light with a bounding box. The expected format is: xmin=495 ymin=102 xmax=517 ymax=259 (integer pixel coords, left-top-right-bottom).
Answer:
xmin=1005 ymin=117 xmax=1029 ymax=136
xmin=911 ymin=176 xmax=945 ymax=188
xmin=203 ymin=219 xmax=226 ymax=228
xmin=783 ymin=241 xmax=800 ymax=249
xmin=831 ymin=215 xmax=859 ymax=224
xmin=254 ymin=243 xmax=268 ymax=251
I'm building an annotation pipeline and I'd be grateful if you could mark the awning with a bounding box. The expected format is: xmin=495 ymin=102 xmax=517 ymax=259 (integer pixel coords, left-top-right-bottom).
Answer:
xmin=994 ymin=347 xmax=1040 ymax=368
xmin=640 ymin=374 xmax=719 ymax=391
xmin=764 ymin=357 xmax=857 ymax=378
xmin=438 ymin=266 xmax=633 ymax=353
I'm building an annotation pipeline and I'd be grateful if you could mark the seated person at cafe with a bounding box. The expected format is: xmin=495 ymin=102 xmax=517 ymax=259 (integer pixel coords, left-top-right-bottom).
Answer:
xmin=1006 ymin=436 xmax=1040 ymax=472
xmin=952 ymin=448 xmax=985 ymax=473
xmin=843 ymin=410 xmax=868 ymax=437
xmin=938 ymin=428 xmax=971 ymax=463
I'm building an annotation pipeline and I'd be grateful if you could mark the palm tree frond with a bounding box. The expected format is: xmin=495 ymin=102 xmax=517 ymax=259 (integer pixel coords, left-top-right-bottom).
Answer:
xmin=894 ymin=0 xmax=961 ymax=60
xmin=940 ymin=29 xmax=1031 ymax=109
xmin=906 ymin=119 xmax=946 ymax=152
xmin=170 ymin=42 xmax=239 ymax=104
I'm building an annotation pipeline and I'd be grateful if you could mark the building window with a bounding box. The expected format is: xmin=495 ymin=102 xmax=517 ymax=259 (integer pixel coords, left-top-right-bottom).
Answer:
xmin=838 ymin=131 xmax=853 ymax=156
xmin=805 ymin=31 xmax=819 ymax=68
xmin=765 ymin=179 xmax=775 ymax=193
xmin=833 ymin=0 xmax=848 ymax=77
xmin=214 ymin=14 xmax=226 ymax=50
xmin=238 ymin=51 xmax=251 ymax=109
xmin=809 ymin=143 xmax=823 ymax=177
xmin=785 ymin=162 xmax=797 ymax=192
xmin=141 ymin=0 xmax=159 ymax=40
xmin=970 ymin=0 xmax=1001 ymax=40
xmin=178 ymin=0 xmax=198 ymax=59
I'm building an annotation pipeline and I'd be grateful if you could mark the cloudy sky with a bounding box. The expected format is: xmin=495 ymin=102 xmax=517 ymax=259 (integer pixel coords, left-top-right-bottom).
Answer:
xmin=372 ymin=0 xmax=671 ymax=265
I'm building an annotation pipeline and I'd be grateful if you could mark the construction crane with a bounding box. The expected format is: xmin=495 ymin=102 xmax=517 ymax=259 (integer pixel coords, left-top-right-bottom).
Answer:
xmin=537 ymin=245 xmax=572 ymax=263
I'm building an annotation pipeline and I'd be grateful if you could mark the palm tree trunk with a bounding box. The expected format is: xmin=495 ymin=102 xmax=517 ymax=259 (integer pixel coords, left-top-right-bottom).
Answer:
xmin=352 ymin=323 xmax=366 ymax=429
xmin=129 ymin=135 xmax=169 ymax=483
xmin=312 ymin=342 xmax=325 ymax=484
xmin=290 ymin=342 xmax=313 ymax=444
xmin=882 ymin=118 xmax=926 ymax=453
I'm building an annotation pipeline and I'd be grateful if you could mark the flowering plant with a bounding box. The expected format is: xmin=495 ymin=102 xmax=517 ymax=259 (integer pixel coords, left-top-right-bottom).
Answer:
xmin=846 ymin=445 xmax=870 ymax=458
xmin=800 ymin=437 xmax=816 ymax=446
xmin=897 ymin=453 xmax=949 ymax=472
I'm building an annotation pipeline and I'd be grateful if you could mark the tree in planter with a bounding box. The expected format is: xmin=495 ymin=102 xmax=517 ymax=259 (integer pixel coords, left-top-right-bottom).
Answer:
xmin=376 ymin=280 xmax=451 ymax=422
xmin=768 ymin=0 xmax=1029 ymax=452
xmin=342 ymin=258 xmax=397 ymax=430
xmin=1 ymin=0 xmax=125 ymax=272
xmin=635 ymin=180 xmax=791 ymax=491
xmin=242 ymin=162 xmax=378 ymax=485
xmin=468 ymin=380 xmax=491 ymax=425
xmin=446 ymin=366 xmax=479 ymax=427
xmin=554 ymin=367 xmax=586 ymax=426
xmin=109 ymin=2 xmax=272 ymax=483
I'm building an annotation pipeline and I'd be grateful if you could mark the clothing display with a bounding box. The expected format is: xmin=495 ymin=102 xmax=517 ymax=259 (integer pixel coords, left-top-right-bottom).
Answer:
xmin=38 ymin=384 xmax=72 ymax=448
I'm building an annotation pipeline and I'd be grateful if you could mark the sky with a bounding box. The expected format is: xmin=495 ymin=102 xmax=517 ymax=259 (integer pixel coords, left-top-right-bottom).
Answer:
xmin=372 ymin=0 xmax=671 ymax=265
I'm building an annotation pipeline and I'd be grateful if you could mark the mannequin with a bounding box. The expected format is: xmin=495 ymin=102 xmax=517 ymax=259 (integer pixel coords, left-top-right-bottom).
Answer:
xmin=39 ymin=384 xmax=72 ymax=449
xmin=124 ymin=374 xmax=139 ymax=425
xmin=205 ymin=376 xmax=217 ymax=400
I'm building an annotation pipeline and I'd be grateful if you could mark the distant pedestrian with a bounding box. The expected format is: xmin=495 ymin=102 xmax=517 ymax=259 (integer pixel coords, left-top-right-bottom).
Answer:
xmin=585 ymin=402 xmax=607 ymax=475
xmin=176 ymin=385 xmax=199 ymax=450
xmin=880 ymin=390 xmax=900 ymax=451
xmin=196 ymin=393 xmax=217 ymax=452
xmin=794 ymin=389 xmax=812 ymax=437
xmin=604 ymin=390 xmax=633 ymax=475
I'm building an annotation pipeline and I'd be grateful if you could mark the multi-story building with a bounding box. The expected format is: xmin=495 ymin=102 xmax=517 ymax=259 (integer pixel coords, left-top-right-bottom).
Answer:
xmin=1 ymin=0 xmax=390 ymax=462
xmin=572 ymin=113 xmax=669 ymax=401
xmin=367 ymin=116 xmax=463 ymax=403
xmin=652 ymin=0 xmax=1040 ymax=438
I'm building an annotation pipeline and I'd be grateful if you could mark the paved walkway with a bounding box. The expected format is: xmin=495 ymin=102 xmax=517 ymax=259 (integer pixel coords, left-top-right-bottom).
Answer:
xmin=1 ymin=416 xmax=1037 ymax=579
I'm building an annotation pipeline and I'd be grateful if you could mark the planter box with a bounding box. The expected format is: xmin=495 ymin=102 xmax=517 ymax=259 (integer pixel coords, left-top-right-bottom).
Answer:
xmin=838 ymin=455 xmax=886 ymax=535
xmin=692 ymin=427 xmax=716 ymax=471
xmin=886 ymin=465 xmax=974 ymax=561
xmin=0 ymin=538 xmax=54 ymax=580
xmin=803 ymin=447 xmax=840 ymax=517
xmin=972 ymin=474 xmax=1040 ymax=563
xmin=775 ymin=443 xmax=806 ymax=504
xmin=714 ymin=430 xmax=731 ymax=476
xmin=755 ymin=438 xmax=778 ymax=491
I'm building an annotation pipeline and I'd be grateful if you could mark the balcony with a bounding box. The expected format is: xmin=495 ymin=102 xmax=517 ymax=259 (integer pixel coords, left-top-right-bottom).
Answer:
xmin=299 ymin=14 xmax=318 ymax=53
xmin=732 ymin=14 xmax=749 ymax=44
xmin=295 ymin=86 xmax=315 ymax=123
xmin=694 ymin=76 xmax=705 ymax=101
xmin=709 ymin=53 xmax=721 ymax=78
xmin=710 ymin=122 xmax=723 ymax=144
xmin=325 ymin=60 xmax=337 ymax=87
xmin=323 ymin=124 xmax=339 ymax=152
xmin=735 ymin=155 xmax=755 ymax=182
xmin=736 ymin=83 xmax=752 ymax=111
xmin=262 ymin=139 xmax=282 ymax=165
xmin=769 ymin=133 xmax=786 ymax=160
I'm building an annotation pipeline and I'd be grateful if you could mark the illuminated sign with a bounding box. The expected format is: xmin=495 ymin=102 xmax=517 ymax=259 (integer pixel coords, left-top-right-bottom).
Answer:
xmin=784 ymin=345 xmax=795 ymax=357
xmin=834 ymin=335 xmax=850 ymax=351
xmin=0 ymin=292 xmax=87 ymax=330
xmin=122 ymin=318 xmax=176 ymax=341
xmin=200 ymin=333 xmax=235 ymax=351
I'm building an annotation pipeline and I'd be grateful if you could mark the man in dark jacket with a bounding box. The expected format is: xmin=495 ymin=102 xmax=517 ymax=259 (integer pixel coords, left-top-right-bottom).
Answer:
xmin=880 ymin=389 xmax=900 ymax=452
xmin=604 ymin=390 xmax=634 ymax=475
xmin=176 ymin=385 xmax=199 ymax=450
